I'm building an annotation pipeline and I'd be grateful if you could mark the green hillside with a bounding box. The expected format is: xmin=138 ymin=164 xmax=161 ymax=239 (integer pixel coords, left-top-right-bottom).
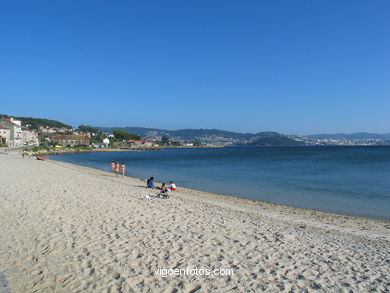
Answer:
xmin=0 ymin=114 xmax=72 ymax=130
xmin=245 ymin=132 xmax=305 ymax=146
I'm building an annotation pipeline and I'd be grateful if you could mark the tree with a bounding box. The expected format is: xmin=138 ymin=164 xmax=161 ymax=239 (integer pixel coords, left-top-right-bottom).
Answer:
xmin=78 ymin=125 xmax=101 ymax=134
xmin=113 ymin=129 xmax=141 ymax=141
xmin=171 ymin=141 xmax=182 ymax=146
xmin=161 ymin=136 xmax=169 ymax=144
xmin=193 ymin=141 xmax=202 ymax=147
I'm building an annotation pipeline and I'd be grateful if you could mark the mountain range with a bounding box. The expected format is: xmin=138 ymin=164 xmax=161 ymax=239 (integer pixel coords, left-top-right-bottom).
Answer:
xmin=99 ymin=127 xmax=390 ymax=140
xmin=97 ymin=127 xmax=304 ymax=146
xmin=2 ymin=113 xmax=389 ymax=145
xmin=98 ymin=127 xmax=390 ymax=146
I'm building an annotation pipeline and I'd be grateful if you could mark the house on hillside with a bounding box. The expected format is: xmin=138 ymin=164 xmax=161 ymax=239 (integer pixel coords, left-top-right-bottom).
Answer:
xmin=23 ymin=129 xmax=39 ymax=146
xmin=39 ymin=126 xmax=70 ymax=134
xmin=39 ymin=126 xmax=57 ymax=134
xmin=52 ymin=135 xmax=90 ymax=147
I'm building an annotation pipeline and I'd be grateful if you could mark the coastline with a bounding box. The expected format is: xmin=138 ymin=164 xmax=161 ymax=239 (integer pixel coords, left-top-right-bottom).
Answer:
xmin=18 ymin=145 xmax=224 ymax=156
xmin=0 ymin=153 xmax=389 ymax=292
xmin=49 ymin=147 xmax=390 ymax=222
xmin=53 ymin=154 xmax=390 ymax=224
xmin=50 ymin=158 xmax=390 ymax=238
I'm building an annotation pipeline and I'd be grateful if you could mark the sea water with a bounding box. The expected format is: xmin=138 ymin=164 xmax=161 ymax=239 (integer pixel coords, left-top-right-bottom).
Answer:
xmin=52 ymin=146 xmax=390 ymax=220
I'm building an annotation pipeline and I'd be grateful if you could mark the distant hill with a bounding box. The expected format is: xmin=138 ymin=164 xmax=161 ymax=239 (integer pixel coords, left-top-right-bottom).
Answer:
xmin=244 ymin=132 xmax=305 ymax=146
xmin=98 ymin=126 xmax=253 ymax=140
xmin=308 ymin=132 xmax=390 ymax=139
xmin=0 ymin=114 xmax=72 ymax=130
xmin=97 ymin=126 xmax=303 ymax=146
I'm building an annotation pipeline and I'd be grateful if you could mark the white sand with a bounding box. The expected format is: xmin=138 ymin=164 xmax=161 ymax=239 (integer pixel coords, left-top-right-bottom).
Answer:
xmin=0 ymin=154 xmax=389 ymax=292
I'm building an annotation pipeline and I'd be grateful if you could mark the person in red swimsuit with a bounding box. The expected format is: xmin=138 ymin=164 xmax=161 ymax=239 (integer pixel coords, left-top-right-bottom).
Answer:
xmin=121 ymin=162 xmax=126 ymax=178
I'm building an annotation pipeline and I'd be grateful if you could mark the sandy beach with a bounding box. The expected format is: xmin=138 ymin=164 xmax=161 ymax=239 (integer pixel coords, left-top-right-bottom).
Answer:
xmin=0 ymin=154 xmax=389 ymax=292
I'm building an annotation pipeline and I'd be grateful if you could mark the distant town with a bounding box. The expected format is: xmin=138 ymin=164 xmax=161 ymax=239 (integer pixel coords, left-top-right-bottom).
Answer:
xmin=0 ymin=114 xmax=389 ymax=151
xmin=291 ymin=135 xmax=390 ymax=146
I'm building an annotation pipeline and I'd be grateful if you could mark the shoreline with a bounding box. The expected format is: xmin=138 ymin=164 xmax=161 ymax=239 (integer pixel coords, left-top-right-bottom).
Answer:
xmin=50 ymin=153 xmax=390 ymax=223
xmin=3 ymin=144 xmax=390 ymax=158
xmin=48 ymin=157 xmax=390 ymax=239
xmin=18 ymin=145 xmax=224 ymax=156
xmin=1 ymin=153 xmax=389 ymax=292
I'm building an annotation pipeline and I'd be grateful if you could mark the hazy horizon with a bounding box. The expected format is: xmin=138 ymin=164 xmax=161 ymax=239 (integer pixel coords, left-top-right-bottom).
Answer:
xmin=92 ymin=125 xmax=390 ymax=136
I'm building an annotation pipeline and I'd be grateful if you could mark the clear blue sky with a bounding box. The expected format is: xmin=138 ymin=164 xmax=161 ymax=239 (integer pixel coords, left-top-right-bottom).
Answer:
xmin=1 ymin=0 xmax=389 ymax=134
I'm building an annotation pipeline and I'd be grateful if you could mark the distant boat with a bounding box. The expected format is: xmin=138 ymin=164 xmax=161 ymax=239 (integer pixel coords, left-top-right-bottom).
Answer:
xmin=36 ymin=156 xmax=46 ymax=161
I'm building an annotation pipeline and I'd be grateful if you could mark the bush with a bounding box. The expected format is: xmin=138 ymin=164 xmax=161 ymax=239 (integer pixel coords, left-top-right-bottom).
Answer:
xmin=24 ymin=146 xmax=50 ymax=152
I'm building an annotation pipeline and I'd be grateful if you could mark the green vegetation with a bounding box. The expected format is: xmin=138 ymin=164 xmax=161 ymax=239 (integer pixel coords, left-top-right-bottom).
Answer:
xmin=193 ymin=141 xmax=202 ymax=146
xmin=170 ymin=141 xmax=181 ymax=146
xmin=113 ymin=129 xmax=141 ymax=141
xmin=24 ymin=146 xmax=51 ymax=152
xmin=161 ymin=136 xmax=169 ymax=144
xmin=0 ymin=114 xmax=72 ymax=130
xmin=64 ymin=145 xmax=91 ymax=150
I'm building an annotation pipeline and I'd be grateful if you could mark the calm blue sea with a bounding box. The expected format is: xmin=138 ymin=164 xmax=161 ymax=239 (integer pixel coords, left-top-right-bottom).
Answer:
xmin=52 ymin=146 xmax=390 ymax=220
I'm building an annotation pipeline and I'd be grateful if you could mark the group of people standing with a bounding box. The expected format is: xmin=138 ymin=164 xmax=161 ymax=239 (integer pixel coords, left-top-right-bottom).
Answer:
xmin=111 ymin=160 xmax=126 ymax=178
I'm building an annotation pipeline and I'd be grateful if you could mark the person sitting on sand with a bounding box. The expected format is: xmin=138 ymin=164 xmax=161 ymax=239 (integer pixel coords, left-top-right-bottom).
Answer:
xmin=114 ymin=162 xmax=120 ymax=178
xmin=147 ymin=177 xmax=155 ymax=189
xmin=168 ymin=181 xmax=177 ymax=191
xmin=160 ymin=183 xmax=169 ymax=193
xmin=157 ymin=183 xmax=169 ymax=199
xmin=121 ymin=162 xmax=126 ymax=177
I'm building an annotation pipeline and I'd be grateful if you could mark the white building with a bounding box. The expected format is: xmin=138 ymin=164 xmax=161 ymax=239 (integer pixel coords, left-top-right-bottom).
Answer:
xmin=0 ymin=117 xmax=23 ymax=147
xmin=0 ymin=128 xmax=11 ymax=145
xmin=102 ymin=138 xmax=110 ymax=147
xmin=0 ymin=117 xmax=39 ymax=147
